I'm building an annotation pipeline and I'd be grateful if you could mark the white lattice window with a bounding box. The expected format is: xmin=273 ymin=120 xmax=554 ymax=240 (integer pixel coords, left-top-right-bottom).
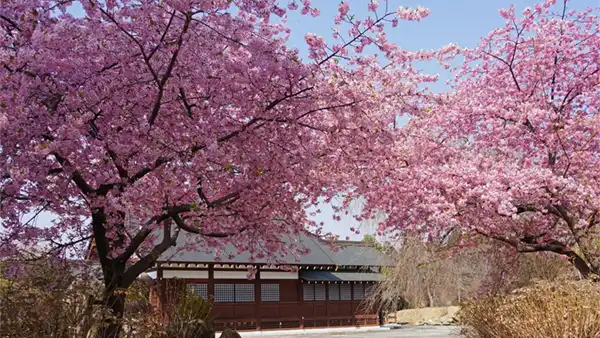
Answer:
xmin=303 ymin=284 xmax=314 ymax=301
xmin=314 ymin=284 xmax=326 ymax=301
xmin=328 ymin=284 xmax=340 ymax=300
xmin=214 ymin=284 xmax=235 ymax=303
xmin=353 ymin=284 xmax=365 ymax=300
xmin=188 ymin=283 xmax=208 ymax=299
xmin=235 ymin=284 xmax=255 ymax=302
xmin=340 ymin=284 xmax=352 ymax=300
xmin=261 ymin=283 xmax=280 ymax=302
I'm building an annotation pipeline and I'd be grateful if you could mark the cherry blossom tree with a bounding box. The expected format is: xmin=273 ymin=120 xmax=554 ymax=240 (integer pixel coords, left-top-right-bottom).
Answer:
xmin=0 ymin=0 xmax=433 ymax=336
xmin=363 ymin=0 xmax=600 ymax=280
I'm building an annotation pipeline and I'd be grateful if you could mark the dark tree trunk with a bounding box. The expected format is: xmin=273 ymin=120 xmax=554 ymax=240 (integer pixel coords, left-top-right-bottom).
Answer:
xmin=90 ymin=208 xmax=130 ymax=338
xmin=91 ymin=216 xmax=177 ymax=338
xmin=99 ymin=288 xmax=127 ymax=338
xmin=567 ymin=252 xmax=599 ymax=281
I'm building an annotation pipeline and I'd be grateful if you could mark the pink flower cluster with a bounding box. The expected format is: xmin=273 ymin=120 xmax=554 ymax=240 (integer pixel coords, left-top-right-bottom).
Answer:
xmin=396 ymin=5 xmax=430 ymax=21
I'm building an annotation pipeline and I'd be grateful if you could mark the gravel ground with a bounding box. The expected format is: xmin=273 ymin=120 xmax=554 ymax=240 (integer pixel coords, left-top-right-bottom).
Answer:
xmin=283 ymin=326 xmax=460 ymax=338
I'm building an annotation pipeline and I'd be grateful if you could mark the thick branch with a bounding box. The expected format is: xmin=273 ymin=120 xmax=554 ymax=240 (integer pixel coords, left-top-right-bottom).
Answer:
xmin=52 ymin=152 xmax=94 ymax=195
xmin=0 ymin=15 xmax=21 ymax=32
xmin=553 ymin=204 xmax=594 ymax=265
xmin=106 ymin=146 xmax=128 ymax=179
xmin=147 ymin=11 xmax=176 ymax=60
xmin=91 ymin=209 xmax=113 ymax=285
xmin=114 ymin=213 xmax=172 ymax=262
xmin=128 ymin=156 xmax=172 ymax=184
xmin=115 ymin=190 xmax=242 ymax=263
xmin=475 ymin=229 xmax=593 ymax=278
xmin=96 ymin=182 xmax=125 ymax=196
xmin=121 ymin=219 xmax=179 ymax=287
xmin=171 ymin=213 xmax=248 ymax=238
xmin=515 ymin=203 xmax=561 ymax=218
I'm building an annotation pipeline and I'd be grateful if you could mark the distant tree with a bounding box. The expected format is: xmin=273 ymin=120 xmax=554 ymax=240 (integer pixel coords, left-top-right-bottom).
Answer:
xmin=362 ymin=234 xmax=384 ymax=252
xmin=364 ymin=0 xmax=600 ymax=279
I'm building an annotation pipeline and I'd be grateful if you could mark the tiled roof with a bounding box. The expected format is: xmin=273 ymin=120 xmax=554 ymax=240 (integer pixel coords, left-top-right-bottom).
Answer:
xmin=157 ymin=231 xmax=388 ymax=267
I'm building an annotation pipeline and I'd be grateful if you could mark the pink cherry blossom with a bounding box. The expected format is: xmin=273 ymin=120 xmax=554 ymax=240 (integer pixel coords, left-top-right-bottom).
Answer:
xmin=396 ymin=6 xmax=430 ymax=21
xmin=338 ymin=1 xmax=350 ymax=18
xmin=368 ymin=0 xmax=379 ymax=12
xmin=362 ymin=1 xmax=600 ymax=280
xmin=0 ymin=0 xmax=433 ymax=334
xmin=288 ymin=1 xmax=298 ymax=10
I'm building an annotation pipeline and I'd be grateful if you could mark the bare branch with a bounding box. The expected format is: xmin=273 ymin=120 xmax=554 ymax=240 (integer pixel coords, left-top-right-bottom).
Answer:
xmin=147 ymin=10 xmax=177 ymax=60
xmin=318 ymin=12 xmax=394 ymax=66
xmin=178 ymin=87 xmax=197 ymax=118
xmin=191 ymin=17 xmax=246 ymax=47
xmin=49 ymin=235 xmax=93 ymax=252
xmin=482 ymin=51 xmax=521 ymax=91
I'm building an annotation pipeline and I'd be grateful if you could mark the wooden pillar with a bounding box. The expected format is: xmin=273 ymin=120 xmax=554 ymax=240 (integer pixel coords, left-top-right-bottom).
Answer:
xmin=299 ymin=277 xmax=304 ymax=329
xmin=255 ymin=266 xmax=261 ymax=331
xmin=325 ymin=281 xmax=329 ymax=327
xmin=157 ymin=265 xmax=165 ymax=318
xmin=208 ymin=264 xmax=214 ymax=298
xmin=350 ymin=282 xmax=355 ymax=326
xmin=312 ymin=281 xmax=316 ymax=325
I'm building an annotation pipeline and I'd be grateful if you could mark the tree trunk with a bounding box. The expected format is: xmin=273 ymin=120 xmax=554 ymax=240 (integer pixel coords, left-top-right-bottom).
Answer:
xmin=90 ymin=213 xmax=177 ymax=337
xmin=425 ymin=284 xmax=434 ymax=308
xmin=98 ymin=288 xmax=127 ymax=338
xmin=568 ymin=252 xmax=598 ymax=281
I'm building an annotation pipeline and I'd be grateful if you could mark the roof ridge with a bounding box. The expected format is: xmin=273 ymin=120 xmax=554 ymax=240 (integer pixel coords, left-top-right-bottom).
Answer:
xmin=315 ymin=238 xmax=375 ymax=247
xmin=303 ymin=232 xmax=339 ymax=265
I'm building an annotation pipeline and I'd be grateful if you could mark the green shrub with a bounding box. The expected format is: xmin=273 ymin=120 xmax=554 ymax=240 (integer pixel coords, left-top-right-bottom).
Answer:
xmin=163 ymin=289 xmax=214 ymax=338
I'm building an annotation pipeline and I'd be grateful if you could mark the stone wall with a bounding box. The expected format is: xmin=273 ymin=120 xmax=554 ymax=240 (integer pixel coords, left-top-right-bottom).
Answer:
xmin=386 ymin=306 xmax=459 ymax=326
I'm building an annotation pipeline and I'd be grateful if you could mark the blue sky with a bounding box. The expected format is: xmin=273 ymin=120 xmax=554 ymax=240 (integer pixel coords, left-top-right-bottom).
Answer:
xmin=26 ymin=0 xmax=598 ymax=242
xmin=285 ymin=0 xmax=596 ymax=92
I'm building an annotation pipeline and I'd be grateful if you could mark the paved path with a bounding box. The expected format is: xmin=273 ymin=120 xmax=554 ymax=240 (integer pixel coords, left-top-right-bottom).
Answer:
xmin=281 ymin=326 xmax=460 ymax=338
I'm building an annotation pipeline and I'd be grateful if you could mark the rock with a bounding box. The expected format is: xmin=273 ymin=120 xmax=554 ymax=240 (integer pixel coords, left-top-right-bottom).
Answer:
xmin=219 ymin=328 xmax=241 ymax=338
xmin=421 ymin=315 xmax=456 ymax=326
xmin=439 ymin=315 xmax=454 ymax=325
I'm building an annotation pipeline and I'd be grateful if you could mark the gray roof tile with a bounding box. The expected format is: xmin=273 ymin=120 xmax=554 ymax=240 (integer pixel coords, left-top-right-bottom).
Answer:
xmin=157 ymin=231 xmax=388 ymax=267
